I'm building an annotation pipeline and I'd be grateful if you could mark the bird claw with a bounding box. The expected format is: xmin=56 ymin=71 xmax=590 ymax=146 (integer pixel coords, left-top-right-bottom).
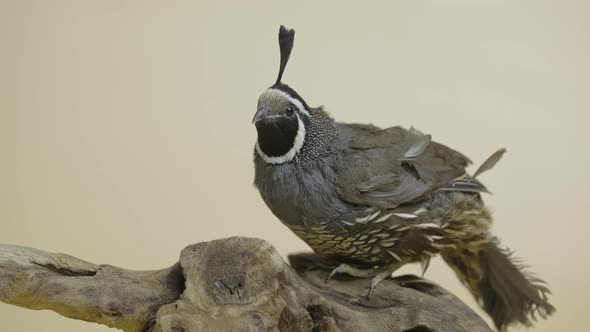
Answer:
xmin=368 ymin=282 xmax=376 ymax=299
xmin=367 ymin=271 xmax=389 ymax=299
xmin=325 ymin=264 xmax=347 ymax=283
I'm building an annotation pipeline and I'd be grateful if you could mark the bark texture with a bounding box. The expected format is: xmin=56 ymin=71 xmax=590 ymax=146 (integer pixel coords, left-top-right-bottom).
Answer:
xmin=0 ymin=237 xmax=492 ymax=331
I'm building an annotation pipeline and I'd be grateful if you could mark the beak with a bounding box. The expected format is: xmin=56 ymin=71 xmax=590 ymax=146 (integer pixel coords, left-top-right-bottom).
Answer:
xmin=252 ymin=106 xmax=270 ymax=124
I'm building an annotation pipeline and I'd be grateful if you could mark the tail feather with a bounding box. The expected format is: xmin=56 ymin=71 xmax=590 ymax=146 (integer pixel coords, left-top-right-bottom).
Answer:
xmin=442 ymin=240 xmax=555 ymax=330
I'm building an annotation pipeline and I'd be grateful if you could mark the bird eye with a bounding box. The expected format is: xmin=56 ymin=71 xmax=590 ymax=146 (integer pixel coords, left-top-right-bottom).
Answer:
xmin=285 ymin=106 xmax=295 ymax=117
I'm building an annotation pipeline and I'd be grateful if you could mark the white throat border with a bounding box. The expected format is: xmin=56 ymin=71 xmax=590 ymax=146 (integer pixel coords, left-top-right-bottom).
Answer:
xmin=256 ymin=114 xmax=306 ymax=164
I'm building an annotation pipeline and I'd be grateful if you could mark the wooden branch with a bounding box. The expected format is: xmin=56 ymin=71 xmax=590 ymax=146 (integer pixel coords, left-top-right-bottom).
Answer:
xmin=0 ymin=237 xmax=492 ymax=332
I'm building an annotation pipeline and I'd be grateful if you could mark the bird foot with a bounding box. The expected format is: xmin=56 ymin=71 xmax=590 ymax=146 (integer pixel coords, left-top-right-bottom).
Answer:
xmin=325 ymin=264 xmax=377 ymax=283
xmin=325 ymin=262 xmax=405 ymax=299
xmin=366 ymin=261 xmax=406 ymax=299
xmin=368 ymin=270 xmax=392 ymax=299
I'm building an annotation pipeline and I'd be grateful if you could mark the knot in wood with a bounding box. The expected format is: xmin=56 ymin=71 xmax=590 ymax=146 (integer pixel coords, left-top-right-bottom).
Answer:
xmin=215 ymin=272 xmax=247 ymax=300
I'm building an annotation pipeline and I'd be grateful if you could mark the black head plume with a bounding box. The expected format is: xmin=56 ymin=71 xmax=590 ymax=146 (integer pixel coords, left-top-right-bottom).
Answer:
xmin=276 ymin=25 xmax=295 ymax=85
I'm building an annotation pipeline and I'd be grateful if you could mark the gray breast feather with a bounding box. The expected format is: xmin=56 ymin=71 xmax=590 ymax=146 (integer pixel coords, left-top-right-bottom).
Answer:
xmin=253 ymin=152 xmax=351 ymax=227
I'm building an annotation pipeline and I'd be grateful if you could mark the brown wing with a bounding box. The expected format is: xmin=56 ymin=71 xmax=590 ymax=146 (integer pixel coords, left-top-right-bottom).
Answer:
xmin=335 ymin=123 xmax=474 ymax=208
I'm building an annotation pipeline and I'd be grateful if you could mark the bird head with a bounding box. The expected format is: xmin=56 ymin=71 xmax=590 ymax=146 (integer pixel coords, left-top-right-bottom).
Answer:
xmin=253 ymin=26 xmax=311 ymax=164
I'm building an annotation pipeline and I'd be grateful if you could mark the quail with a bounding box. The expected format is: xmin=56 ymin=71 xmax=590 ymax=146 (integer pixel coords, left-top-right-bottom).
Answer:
xmin=252 ymin=26 xmax=554 ymax=330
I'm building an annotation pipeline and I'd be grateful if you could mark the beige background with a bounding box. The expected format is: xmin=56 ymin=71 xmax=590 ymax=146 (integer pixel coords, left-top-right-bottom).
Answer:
xmin=1 ymin=0 xmax=588 ymax=331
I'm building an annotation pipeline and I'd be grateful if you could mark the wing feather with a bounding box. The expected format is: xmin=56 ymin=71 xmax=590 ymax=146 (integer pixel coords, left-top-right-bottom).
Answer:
xmin=473 ymin=148 xmax=507 ymax=178
xmin=335 ymin=124 xmax=472 ymax=208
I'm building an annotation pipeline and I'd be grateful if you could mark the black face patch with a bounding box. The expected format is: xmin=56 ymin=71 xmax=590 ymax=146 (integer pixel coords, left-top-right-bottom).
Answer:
xmin=255 ymin=115 xmax=299 ymax=157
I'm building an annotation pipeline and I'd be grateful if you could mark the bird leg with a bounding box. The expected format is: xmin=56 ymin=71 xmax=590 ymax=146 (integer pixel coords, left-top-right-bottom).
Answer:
xmin=325 ymin=261 xmax=406 ymax=299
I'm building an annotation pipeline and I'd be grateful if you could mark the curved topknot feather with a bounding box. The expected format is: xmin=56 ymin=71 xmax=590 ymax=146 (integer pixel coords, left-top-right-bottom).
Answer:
xmin=276 ymin=25 xmax=295 ymax=84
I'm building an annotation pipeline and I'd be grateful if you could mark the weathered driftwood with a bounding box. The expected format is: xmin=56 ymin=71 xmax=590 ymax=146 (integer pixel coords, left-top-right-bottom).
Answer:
xmin=0 ymin=237 xmax=491 ymax=331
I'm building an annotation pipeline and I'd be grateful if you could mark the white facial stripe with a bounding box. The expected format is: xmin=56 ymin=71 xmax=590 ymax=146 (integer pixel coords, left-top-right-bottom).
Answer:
xmin=255 ymin=114 xmax=306 ymax=164
xmin=267 ymin=88 xmax=310 ymax=117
